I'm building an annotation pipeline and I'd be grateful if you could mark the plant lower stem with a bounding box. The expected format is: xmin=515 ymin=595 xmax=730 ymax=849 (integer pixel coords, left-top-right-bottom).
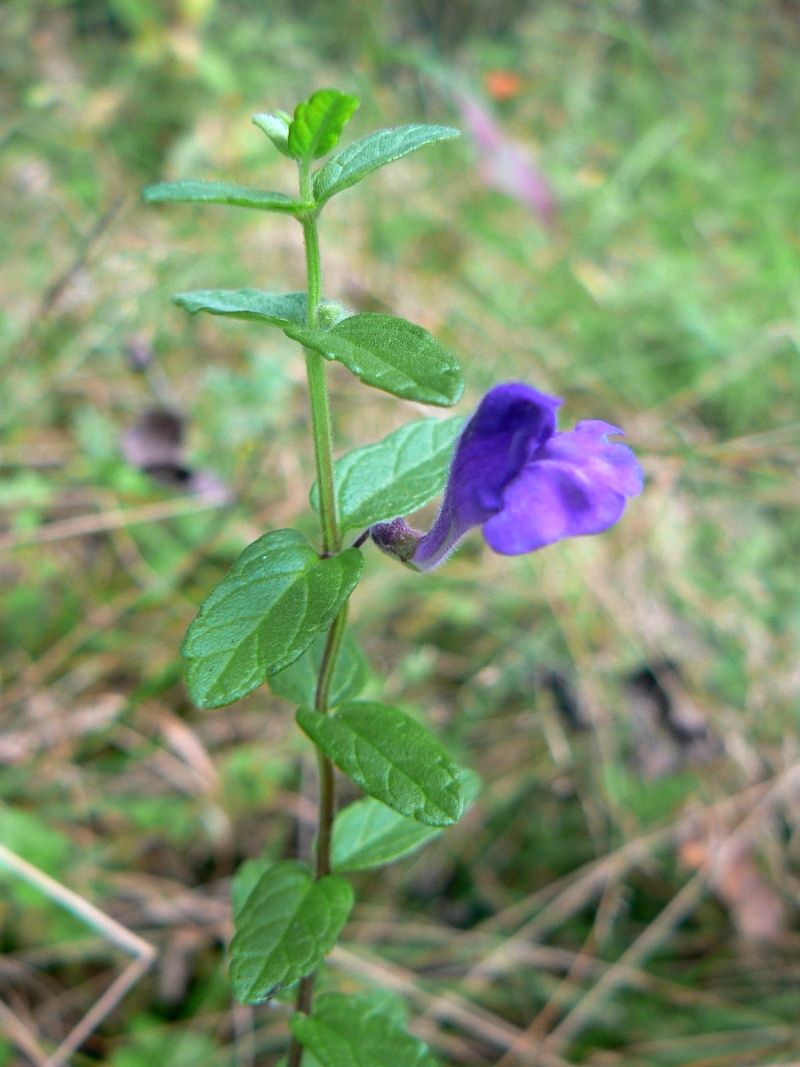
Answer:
xmin=312 ymin=603 xmax=348 ymax=875
xmin=287 ymin=164 xmax=350 ymax=1067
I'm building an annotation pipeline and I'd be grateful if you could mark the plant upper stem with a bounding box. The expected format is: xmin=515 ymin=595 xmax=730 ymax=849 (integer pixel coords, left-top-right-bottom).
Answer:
xmin=300 ymin=165 xmax=339 ymax=558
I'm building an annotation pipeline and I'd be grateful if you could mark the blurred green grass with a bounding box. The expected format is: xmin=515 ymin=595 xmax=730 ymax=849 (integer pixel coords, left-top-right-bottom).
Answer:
xmin=2 ymin=1 xmax=800 ymax=1064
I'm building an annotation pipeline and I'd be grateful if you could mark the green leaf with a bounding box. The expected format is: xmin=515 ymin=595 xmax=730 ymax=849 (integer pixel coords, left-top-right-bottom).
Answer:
xmin=142 ymin=180 xmax=307 ymax=214
xmin=352 ymin=988 xmax=409 ymax=1026
xmin=285 ymin=314 xmax=464 ymax=407
xmin=296 ymin=702 xmax=463 ymax=827
xmin=182 ymin=530 xmax=362 ymax=709
xmin=174 ymin=289 xmax=301 ymax=327
xmin=269 ymin=631 xmax=368 ymax=707
xmin=288 ymin=89 xmax=359 ymax=161
xmin=231 ymin=855 xmax=271 ymax=919
xmin=290 ymin=993 xmax=440 ymax=1067
xmin=314 ymin=123 xmax=460 ymax=203
xmin=313 ymin=416 xmax=466 ymax=534
xmin=332 ymin=770 xmax=481 ymax=872
xmin=230 ymin=861 xmax=352 ymax=1004
xmin=173 ymin=289 xmax=347 ymax=328
xmin=252 ymin=110 xmax=292 ymax=156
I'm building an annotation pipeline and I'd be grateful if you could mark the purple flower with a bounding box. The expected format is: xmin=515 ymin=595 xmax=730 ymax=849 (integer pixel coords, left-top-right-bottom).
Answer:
xmin=371 ymin=382 xmax=643 ymax=570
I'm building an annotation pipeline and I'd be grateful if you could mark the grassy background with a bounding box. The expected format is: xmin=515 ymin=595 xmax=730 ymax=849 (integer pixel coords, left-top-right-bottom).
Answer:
xmin=2 ymin=1 xmax=799 ymax=1064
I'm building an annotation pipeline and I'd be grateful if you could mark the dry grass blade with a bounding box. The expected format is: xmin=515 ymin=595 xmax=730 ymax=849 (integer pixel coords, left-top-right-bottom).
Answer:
xmin=44 ymin=955 xmax=154 ymax=1067
xmin=541 ymin=873 xmax=708 ymax=1054
xmin=533 ymin=763 xmax=800 ymax=1056
xmin=0 ymin=998 xmax=49 ymax=1067
xmin=0 ymin=845 xmax=156 ymax=1065
xmin=332 ymin=945 xmax=573 ymax=1067
xmin=463 ymin=774 xmax=778 ymax=993
xmin=0 ymin=495 xmax=227 ymax=552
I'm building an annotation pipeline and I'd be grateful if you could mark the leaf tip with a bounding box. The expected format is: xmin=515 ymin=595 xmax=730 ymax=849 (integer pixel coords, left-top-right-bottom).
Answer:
xmin=171 ymin=292 xmax=195 ymax=312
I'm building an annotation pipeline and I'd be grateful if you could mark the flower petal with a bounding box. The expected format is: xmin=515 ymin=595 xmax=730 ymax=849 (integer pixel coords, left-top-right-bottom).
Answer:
xmin=412 ymin=382 xmax=561 ymax=569
xmin=537 ymin=421 xmax=644 ymax=498
xmin=482 ymin=460 xmax=628 ymax=554
xmin=482 ymin=422 xmax=642 ymax=555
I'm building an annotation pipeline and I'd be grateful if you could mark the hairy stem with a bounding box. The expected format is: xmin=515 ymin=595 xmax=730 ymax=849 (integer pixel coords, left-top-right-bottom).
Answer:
xmin=287 ymin=163 xmax=349 ymax=1067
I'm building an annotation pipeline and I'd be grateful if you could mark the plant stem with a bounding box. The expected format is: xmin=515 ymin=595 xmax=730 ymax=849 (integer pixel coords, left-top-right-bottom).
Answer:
xmin=299 ymin=163 xmax=339 ymax=557
xmin=304 ymin=345 xmax=339 ymax=555
xmin=287 ymin=163 xmax=350 ymax=1067
xmin=313 ymin=603 xmax=348 ymax=874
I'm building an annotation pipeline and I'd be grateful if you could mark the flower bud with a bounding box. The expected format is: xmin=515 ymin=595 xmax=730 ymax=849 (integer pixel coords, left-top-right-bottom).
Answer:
xmin=370 ymin=518 xmax=423 ymax=565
